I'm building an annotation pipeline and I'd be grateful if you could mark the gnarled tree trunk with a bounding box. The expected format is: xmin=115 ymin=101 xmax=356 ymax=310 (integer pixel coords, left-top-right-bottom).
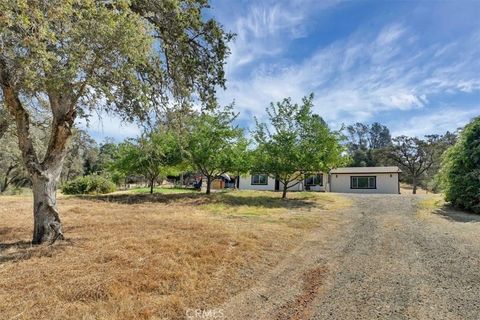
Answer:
xmin=31 ymin=170 xmax=64 ymax=244
xmin=1 ymin=73 xmax=75 ymax=244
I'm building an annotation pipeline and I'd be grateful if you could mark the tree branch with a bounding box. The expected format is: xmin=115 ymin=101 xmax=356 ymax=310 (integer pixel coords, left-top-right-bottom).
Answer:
xmin=42 ymin=91 xmax=77 ymax=168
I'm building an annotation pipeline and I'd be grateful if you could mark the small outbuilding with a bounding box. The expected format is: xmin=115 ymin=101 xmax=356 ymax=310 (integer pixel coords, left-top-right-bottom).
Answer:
xmin=328 ymin=166 xmax=401 ymax=194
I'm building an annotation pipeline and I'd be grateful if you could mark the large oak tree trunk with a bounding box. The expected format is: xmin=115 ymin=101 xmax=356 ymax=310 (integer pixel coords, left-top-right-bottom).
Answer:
xmin=31 ymin=171 xmax=64 ymax=244
xmin=412 ymin=176 xmax=417 ymax=194
xmin=1 ymin=80 xmax=75 ymax=244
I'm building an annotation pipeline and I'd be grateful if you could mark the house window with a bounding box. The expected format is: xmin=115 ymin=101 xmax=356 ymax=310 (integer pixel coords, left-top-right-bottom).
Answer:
xmin=305 ymin=174 xmax=323 ymax=186
xmin=351 ymin=176 xmax=376 ymax=189
xmin=251 ymin=174 xmax=268 ymax=185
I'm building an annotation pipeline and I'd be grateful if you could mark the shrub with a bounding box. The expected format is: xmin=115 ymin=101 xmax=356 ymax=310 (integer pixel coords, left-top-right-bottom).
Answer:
xmin=440 ymin=117 xmax=480 ymax=213
xmin=62 ymin=176 xmax=116 ymax=195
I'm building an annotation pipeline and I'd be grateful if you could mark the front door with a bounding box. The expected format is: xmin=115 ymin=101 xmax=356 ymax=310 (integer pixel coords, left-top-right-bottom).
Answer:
xmin=275 ymin=179 xmax=280 ymax=191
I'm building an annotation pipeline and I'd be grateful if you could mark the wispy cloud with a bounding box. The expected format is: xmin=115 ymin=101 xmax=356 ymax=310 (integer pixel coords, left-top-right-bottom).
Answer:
xmin=224 ymin=0 xmax=339 ymax=73
xmin=80 ymin=0 xmax=479 ymax=141
xmin=391 ymin=107 xmax=480 ymax=137
xmin=220 ymin=17 xmax=480 ymax=135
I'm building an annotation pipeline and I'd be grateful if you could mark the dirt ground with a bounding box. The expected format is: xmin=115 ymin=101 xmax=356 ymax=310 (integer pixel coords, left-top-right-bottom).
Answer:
xmin=0 ymin=191 xmax=347 ymax=320
xmin=2 ymin=192 xmax=479 ymax=319
xmin=222 ymin=194 xmax=480 ymax=320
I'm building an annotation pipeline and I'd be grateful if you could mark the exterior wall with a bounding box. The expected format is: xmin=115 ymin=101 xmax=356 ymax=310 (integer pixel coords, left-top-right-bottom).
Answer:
xmin=286 ymin=173 xmax=328 ymax=191
xmin=279 ymin=181 xmax=303 ymax=191
xmin=238 ymin=173 xmax=327 ymax=192
xmin=329 ymin=173 xmax=399 ymax=194
xmin=238 ymin=175 xmax=276 ymax=191
xmin=314 ymin=174 xmax=328 ymax=191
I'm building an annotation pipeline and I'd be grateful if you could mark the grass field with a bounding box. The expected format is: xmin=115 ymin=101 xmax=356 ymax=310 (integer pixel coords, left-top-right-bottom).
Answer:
xmin=125 ymin=186 xmax=199 ymax=195
xmin=400 ymin=183 xmax=431 ymax=195
xmin=0 ymin=190 xmax=349 ymax=320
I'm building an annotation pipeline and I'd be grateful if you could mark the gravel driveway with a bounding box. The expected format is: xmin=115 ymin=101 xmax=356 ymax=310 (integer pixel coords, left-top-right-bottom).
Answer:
xmin=222 ymin=194 xmax=480 ymax=320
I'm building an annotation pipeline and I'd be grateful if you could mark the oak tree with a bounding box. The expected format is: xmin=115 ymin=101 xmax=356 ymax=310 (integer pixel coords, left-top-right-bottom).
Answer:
xmin=346 ymin=122 xmax=392 ymax=167
xmin=0 ymin=0 xmax=231 ymax=243
xmin=387 ymin=135 xmax=446 ymax=194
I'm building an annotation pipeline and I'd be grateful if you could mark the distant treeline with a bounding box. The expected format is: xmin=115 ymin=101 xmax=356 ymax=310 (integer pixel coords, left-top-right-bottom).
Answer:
xmin=1 ymin=105 xmax=478 ymax=211
xmin=343 ymin=122 xmax=457 ymax=193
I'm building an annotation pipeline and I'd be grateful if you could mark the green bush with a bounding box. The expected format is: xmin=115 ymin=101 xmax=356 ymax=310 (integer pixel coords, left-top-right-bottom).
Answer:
xmin=440 ymin=117 xmax=480 ymax=213
xmin=61 ymin=175 xmax=116 ymax=195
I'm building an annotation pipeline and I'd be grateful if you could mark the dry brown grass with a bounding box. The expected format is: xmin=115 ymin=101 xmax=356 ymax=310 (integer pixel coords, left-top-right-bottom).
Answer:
xmin=0 ymin=190 xmax=348 ymax=320
xmin=400 ymin=183 xmax=430 ymax=195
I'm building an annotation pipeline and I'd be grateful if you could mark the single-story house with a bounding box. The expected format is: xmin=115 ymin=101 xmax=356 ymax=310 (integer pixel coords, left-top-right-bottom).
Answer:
xmin=329 ymin=166 xmax=401 ymax=194
xmin=238 ymin=172 xmax=327 ymax=192
xmin=237 ymin=166 xmax=401 ymax=194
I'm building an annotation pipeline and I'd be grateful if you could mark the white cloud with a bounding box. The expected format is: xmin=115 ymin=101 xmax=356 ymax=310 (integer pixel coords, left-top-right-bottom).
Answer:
xmin=375 ymin=23 xmax=406 ymax=46
xmin=391 ymin=107 xmax=480 ymax=137
xmin=81 ymin=2 xmax=479 ymax=141
xmin=219 ymin=19 xmax=480 ymax=135
xmin=225 ymin=0 xmax=339 ymax=73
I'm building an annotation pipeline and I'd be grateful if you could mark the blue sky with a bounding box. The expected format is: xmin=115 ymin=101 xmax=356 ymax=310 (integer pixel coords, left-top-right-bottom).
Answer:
xmin=84 ymin=0 xmax=480 ymax=141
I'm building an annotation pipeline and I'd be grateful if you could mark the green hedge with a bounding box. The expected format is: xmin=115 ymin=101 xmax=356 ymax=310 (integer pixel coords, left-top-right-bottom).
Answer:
xmin=440 ymin=117 xmax=480 ymax=213
xmin=62 ymin=175 xmax=116 ymax=195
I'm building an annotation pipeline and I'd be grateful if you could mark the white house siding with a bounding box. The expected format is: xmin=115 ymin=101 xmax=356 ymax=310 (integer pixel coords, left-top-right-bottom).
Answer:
xmin=283 ymin=174 xmax=328 ymax=191
xmin=238 ymin=174 xmax=327 ymax=192
xmin=329 ymin=173 xmax=399 ymax=194
xmin=238 ymin=175 xmax=276 ymax=191
xmin=314 ymin=174 xmax=328 ymax=191
xmin=279 ymin=181 xmax=303 ymax=191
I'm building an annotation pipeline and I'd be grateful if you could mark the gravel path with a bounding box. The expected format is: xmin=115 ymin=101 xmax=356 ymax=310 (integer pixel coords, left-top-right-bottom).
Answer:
xmin=222 ymin=194 xmax=480 ymax=320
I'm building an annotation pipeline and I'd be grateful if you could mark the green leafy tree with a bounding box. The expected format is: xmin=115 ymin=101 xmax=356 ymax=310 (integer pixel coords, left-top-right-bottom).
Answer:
xmin=95 ymin=139 xmax=120 ymax=173
xmin=228 ymin=137 xmax=252 ymax=189
xmin=61 ymin=129 xmax=99 ymax=182
xmin=346 ymin=122 xmax=392 ymax=167
xmin=252 ymin=95 xmax=345 ymax=199
xmin=0 ymin=0 xmax=231 ymax=243
xmin=184 ymin=106 xmax=245 ymax=194
xmin=420 ymin=132 xmax=456 ymax=192
xmin=440 ymin=117 xmax=480 ymax=213
xmin=387 ymin=135 xmax=446 ymax=194
xmin=112 ymin=130 xmax=182 ymax=194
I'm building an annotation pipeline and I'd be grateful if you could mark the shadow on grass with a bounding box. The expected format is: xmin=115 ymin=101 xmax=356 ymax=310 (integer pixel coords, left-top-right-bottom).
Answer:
xmin=0 ymin=239 xmax=73 ymax=264
xmin=0 ymin=240 xmax=34 ymax=264
xmin=434 ymin=205 xmax=480 ymax=223
xmin=0 ymin=240 xmax=32 ymax=252
xmin=75 ymin=191 xmax=317 ymax=209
